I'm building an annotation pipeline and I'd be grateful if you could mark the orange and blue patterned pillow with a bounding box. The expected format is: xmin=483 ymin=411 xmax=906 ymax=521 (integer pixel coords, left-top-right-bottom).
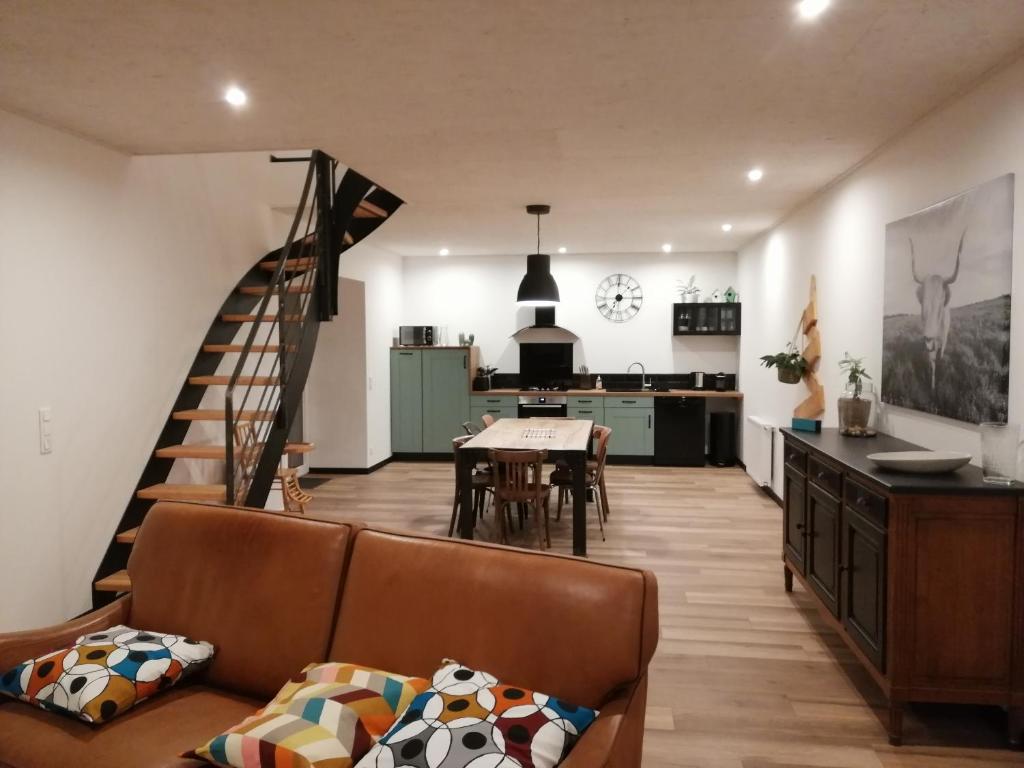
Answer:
xmin=353 ymin=662 xmax=599 ymax=768
xmin=0 ymin=625 xmax=215 ymax=724
xmin=188 ymin=662 xmax=429 ymax=768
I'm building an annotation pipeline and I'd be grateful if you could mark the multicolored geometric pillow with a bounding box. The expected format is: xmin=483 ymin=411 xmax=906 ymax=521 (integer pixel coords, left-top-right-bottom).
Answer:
xmin=354 ymin=662 xmax=599 ymax=768
xmin=0 ymin=625 xmax=215 ymax=724
xmin=188 ymin=662 xmax=429 ymax=768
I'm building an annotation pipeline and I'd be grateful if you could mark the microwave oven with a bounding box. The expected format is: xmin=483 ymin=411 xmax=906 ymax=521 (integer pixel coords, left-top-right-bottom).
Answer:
xmin=399 ymin=325 xmax=436 ymax=346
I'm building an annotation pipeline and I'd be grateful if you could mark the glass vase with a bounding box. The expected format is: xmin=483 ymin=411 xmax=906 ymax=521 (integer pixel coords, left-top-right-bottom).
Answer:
xmin=838 ymin=382 xmax=877 ymax=437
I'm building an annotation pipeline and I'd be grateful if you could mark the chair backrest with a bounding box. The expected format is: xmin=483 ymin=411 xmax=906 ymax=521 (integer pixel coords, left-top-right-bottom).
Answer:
xmin=462 ymin=420 xmax=481 ymax=436
xmin=281 ymin=472 xmax=311 ymax=514
xmin=489 ymin=449 xmax=547 ymax=503
xmin=234 ymin=421 xmax=260 ymax=479
xmin=481 ymin=413 xmax=496 ymax=428
xmin=592 ymin=425 xmax=612 ymax=481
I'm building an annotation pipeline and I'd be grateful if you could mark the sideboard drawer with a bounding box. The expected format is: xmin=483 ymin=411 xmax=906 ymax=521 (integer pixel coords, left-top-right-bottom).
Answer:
xmin=808 ymin=456 xmax=842 ymax=498
xmin=784 ymin=441 xmax=807 ymax=473
xmin=845 ymin=478 xmax=887 ymax=529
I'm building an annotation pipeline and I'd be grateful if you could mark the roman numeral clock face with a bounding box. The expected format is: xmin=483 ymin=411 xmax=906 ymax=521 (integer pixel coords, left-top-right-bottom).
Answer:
xmin=595 ymin=273 xmax=643 ymax=322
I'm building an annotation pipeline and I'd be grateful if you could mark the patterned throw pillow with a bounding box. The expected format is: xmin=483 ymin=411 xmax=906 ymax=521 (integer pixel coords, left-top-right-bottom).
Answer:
xmin=354 ymin=662 xmax=599 ymax=768
xmin=188 ymin=662 xmax=429 ymax=768
xmin=0 ymin=625 xmax=214 ymax=724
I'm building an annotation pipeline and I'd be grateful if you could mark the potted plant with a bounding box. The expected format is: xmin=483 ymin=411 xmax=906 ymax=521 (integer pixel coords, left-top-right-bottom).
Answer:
xmin=838 ymin=353 xmax=876 ymax=437
xmin=759 ymin=343 xmax=808 ymax=384
xmin=677 ymin=275 xmax=701 ymax=303
xmin=473 ymin=366 xmax=497 ymax=392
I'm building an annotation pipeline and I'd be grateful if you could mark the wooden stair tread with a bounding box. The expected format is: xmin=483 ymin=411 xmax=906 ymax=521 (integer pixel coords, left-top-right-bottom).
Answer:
xmin=202 ymin=344 xmax=295 ymax=354
xmin=189 ymin=375 xmax=279 ymax=386
xmin=343 ymin=232 xmax=354 ymax=246
xmin=173 ymin=409 xmax=275 ymax=421
xmin=137 ymin=483 xmax=226 ymax=502
xmin=284 ymin=442 xmax=315 ymax=454
xmin=239 ymin=285 xmax=312 ymax=296
xmin=259 ymin=257 xmax=315 ymax=272
xmin=95 ymin=570 xmax=131 ymax=593
xmin=116 ymin=527 xmax=139 ymax=544
xmin=354 ymin=200 xmax=388 ymax=219
xmin=222 ymin=314 xmax=303 ymax=323
xmin=156 ymin=444 xmax=231 ymax=459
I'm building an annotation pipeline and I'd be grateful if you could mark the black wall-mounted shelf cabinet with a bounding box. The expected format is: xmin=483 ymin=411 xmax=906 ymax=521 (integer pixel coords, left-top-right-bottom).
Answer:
xmin=672 ymin=303 xmax=741 ymax=336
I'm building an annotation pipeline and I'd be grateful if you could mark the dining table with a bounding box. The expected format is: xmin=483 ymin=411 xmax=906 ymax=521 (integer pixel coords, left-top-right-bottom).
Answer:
xmin=457 ymin=417 xmax=594 ymax=556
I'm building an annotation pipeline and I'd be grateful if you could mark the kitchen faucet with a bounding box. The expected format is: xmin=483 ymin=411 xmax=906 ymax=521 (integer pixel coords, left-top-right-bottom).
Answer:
xmin=627 ymin=361 xmax=650 ymax=390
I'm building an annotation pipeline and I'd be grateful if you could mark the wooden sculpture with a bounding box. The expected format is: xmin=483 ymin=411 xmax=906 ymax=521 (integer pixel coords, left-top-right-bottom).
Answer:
xmin=794 ymin=276 xmax=825 ymax=420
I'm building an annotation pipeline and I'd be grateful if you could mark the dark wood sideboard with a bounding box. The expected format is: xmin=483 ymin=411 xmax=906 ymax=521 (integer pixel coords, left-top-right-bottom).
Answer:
xmin=781 ymin=427 xmax=1024 ymax=746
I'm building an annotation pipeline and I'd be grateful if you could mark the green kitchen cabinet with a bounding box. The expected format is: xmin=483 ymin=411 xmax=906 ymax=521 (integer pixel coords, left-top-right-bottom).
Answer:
xmin=604 ymin=405 xmax=654 ymax=457
xmin=390 ymin=348 xmax=471 ymax=454
xmin=471 ymin=405 xmax=517 ymax=424
xmin=390 ymin=349 xmax=424 ymax=453
xmin=421 ymin=348 xmax=472 ymax=453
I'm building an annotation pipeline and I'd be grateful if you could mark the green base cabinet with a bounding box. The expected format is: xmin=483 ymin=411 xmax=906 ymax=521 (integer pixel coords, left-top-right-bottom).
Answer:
xmin=568 ymin=397 xmax=604 ymax=425
xmin=390 ymin=349 xmax=423 ymax=453
xmin=390 ymin=348 xmax=471 ymax=454
xmin=604 ymin=405 xmax=654 ymax=456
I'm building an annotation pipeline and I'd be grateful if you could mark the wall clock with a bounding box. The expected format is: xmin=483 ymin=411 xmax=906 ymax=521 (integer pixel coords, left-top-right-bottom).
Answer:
xmin=595 ymin=273 xmax=643 ymax=322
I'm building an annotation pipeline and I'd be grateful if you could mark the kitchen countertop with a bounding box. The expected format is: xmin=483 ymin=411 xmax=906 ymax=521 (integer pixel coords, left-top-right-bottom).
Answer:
xmin=478 ymin=388 xmax=743 ymax=399
xmin=782 ymin=427 xmax=1024 ymax=494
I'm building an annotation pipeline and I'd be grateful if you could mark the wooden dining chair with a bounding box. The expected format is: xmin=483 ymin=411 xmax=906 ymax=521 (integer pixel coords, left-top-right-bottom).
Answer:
xmin=279 ymin=469 xmax=312 ymax=515
xmin=489 ymin=449 xmax=551 ymax=549
xmin=449 ymin=435 xmax=493 ymax=537
xmin=480 ymin=413 xmax=496 ymax=429
xmin=462 ymin=420 xmax=481 ymax=436
xmin=550 ymin=425 xmax=612 ymax=540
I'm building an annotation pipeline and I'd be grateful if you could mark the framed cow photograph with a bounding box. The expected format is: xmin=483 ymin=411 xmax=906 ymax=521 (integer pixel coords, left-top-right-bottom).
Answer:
xmin=882 ymin=173 xmax=1014 ymax=423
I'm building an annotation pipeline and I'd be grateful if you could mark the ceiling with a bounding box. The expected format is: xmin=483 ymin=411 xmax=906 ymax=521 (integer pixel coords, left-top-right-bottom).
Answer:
xmin=2 ymin=1 xmax=1024 ymax=256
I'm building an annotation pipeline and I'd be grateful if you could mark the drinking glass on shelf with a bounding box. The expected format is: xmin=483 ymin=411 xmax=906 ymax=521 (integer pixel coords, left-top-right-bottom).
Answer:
xmin=979 ymin=422 xmax=1022 ymax=485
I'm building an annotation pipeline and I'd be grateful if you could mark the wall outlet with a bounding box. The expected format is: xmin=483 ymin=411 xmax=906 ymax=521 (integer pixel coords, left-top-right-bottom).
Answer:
xmin=38 ymin=407 xmax=53 ymax=454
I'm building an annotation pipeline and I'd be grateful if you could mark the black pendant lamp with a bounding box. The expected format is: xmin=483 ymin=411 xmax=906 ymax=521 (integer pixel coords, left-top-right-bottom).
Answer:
xmin=516 ymin=204 xmax=560 ymax=306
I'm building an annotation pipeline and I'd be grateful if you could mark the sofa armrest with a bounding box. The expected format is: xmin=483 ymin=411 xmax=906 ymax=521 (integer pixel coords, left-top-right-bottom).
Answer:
xmin=561 ymin=673 xmax=649 ymax=768
xmin=0 ymin=596 xmax=131 ymax=671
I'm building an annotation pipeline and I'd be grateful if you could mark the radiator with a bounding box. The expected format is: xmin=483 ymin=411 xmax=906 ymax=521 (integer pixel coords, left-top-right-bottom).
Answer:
xmin=745 ymin=416 xmax=775 ymax=488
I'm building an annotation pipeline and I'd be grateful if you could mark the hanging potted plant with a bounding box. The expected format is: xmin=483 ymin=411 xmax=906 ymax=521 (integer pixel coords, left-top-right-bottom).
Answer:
xmin=473 ymin=366 xmax=498 ymax=392
xmin=759 ymin=343 xmax=808 ymax=384
xmin=838 ymin=353 xmax=877 ymax=437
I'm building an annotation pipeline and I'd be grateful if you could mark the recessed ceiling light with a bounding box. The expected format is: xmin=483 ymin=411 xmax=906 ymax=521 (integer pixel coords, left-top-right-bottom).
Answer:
xmin=557 ymin=246 xmax=567 ymax=254
xmin=661 ymin=243 xmax=673 ymax=253
xmin=224 ymin=85 xmax=248 ymax=107
xmin=438 ymin=248 xmax=450 ymax=257
xmin=796 ymin=0 xmax=830 ymax=20
xmin=721 ymin=223 xmax=733 ymax=232
xmin=747 ymin=168 xmax=764 ymax=183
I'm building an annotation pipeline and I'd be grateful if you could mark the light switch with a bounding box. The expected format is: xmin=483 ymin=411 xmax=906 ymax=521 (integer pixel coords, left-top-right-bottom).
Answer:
xmin=39 ymin=407 xmax=52 ymax=454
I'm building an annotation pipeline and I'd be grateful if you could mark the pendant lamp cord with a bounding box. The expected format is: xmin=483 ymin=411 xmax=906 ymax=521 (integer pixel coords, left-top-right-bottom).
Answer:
xmin=536 ymin=213 xmax=541 ymax=254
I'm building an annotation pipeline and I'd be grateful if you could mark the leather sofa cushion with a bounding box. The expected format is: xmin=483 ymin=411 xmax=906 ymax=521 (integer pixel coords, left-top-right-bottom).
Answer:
xmin=128 ymin=503 xmax=356 ymax=699
xmin=0 ymin=684 xmax=257 ymax=768
xmin=330 ymin=529 xmax=658 ymax=709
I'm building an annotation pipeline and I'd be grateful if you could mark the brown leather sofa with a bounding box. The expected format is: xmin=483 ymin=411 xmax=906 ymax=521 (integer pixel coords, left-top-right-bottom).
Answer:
xmin=0 ymin=502 xmax=658 ymax=767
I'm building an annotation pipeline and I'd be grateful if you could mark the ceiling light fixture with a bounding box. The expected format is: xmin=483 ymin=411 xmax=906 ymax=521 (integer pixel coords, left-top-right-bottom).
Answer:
xmin=747 ymin=168 xmax=764 ymax=183
xmin=558 ymin=246 xmax=567 ymax=254
xmin=516 ymin=204 xmax=560 ymax=307
xmin=661 ymin=243 xmax=673 ymax=254
xmin=721 ymin=223 xmax=733 ymax=232
xmin=224 ymin=85 xmax=248 ymax=107
xmin=438 ymin=248 xmax=450 ymax=257
xmin=796 ymin=0 xmax=831 ymax=20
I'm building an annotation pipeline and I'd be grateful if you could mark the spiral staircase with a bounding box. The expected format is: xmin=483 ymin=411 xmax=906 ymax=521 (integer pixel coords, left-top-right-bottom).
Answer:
xmin=91 ymin=151 xmax=402 ymax=607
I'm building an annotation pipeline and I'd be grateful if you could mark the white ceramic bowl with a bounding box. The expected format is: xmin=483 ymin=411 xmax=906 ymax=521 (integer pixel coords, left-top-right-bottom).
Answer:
xmin=866 ymin=450 xmax=972 ymax=474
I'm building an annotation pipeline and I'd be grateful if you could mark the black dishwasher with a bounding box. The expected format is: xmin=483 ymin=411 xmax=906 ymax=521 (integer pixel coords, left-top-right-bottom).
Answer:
xmin=654 ymin=397 xmax=706 ymax=466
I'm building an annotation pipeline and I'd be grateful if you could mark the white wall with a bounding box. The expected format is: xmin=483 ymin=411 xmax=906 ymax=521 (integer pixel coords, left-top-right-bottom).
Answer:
xmin=305 ymin=278 xmax=368 ymax=467
xmin=330 ymin=241 xmax=404 ymax=467
xmin=738 ymin=56 xmax=1024 ymax=496
xmin=0 ymin=109 xmax=307 ymax=630
xmin=400 ymin=252 xmax=740 ymax=376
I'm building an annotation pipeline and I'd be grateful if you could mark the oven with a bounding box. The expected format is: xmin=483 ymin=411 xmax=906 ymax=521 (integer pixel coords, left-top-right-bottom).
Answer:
xmin=517 ymin=395 xmax=568 ymax=418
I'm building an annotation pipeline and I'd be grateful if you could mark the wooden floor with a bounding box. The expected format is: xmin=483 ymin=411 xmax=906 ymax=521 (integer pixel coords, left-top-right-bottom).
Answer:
xmin=306 ymin=463 xmax=1024 ymax=767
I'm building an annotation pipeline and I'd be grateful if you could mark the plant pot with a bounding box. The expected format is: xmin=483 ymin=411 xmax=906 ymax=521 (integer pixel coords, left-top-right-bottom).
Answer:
xmin=838 ymin=382 xmax=877 ymax=437
xmin=778 ymin=368 xmax=802 ymax=384
xmin=472 ymin=376 xmax=491 ymax=392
